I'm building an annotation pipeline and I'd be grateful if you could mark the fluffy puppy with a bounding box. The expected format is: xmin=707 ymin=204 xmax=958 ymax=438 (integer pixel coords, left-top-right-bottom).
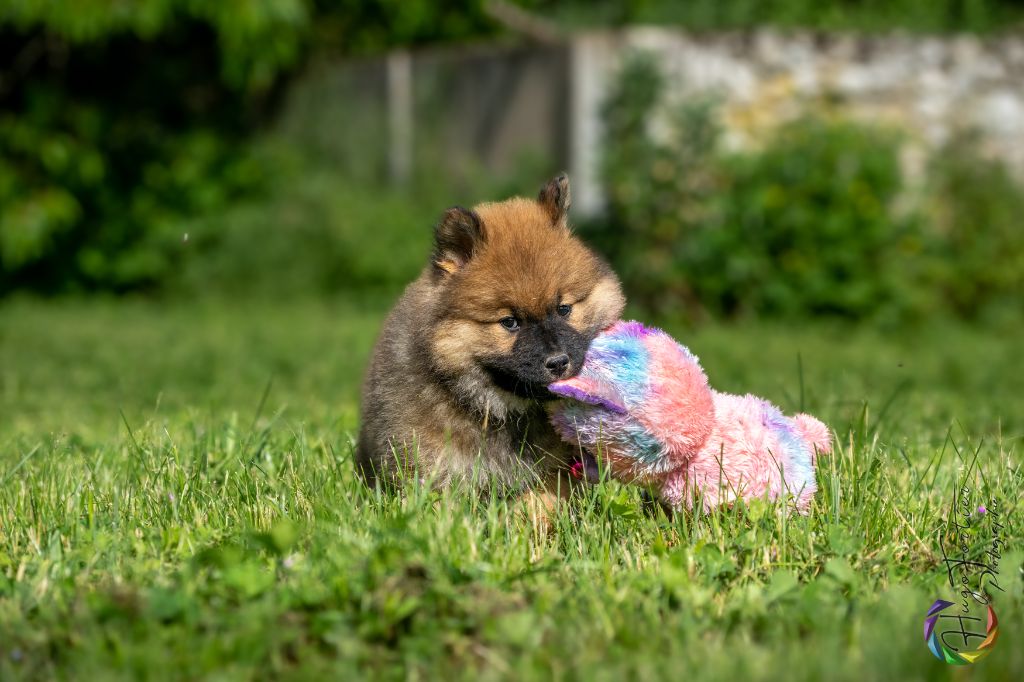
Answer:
xmin=356 ymin=174 xmax=625 ymax=498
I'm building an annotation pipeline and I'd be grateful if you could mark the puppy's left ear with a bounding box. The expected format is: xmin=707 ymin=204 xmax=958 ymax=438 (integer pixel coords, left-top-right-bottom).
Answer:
xmin=538 ymin=173 xmax=571 ymax=227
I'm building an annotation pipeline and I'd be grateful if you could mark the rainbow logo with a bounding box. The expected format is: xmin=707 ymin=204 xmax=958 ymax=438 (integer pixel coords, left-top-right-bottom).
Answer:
xmin=924 ymin=599 xmax=999 ymax=665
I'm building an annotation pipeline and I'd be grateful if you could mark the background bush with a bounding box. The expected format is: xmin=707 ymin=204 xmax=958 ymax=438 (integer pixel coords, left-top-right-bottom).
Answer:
xmin=170 ymin=169 xmax=435 ymax=299
xmin=592 ymin=55 xmax=1024 ymax=323
xmin=920 ymin=133 xmax=1024 ymax=321
xmin=702 ymin=119 xmax=912 ymax=319
xmin=3 ymin=1 xmax=1024 ymax=301
xmin=546 ymin=0 xmax=1024 ymax=33
xmin=0 ymin=0 xmax=498 ymax=295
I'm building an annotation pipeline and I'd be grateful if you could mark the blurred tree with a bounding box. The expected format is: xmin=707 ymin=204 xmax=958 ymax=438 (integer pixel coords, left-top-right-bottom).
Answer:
xmin=922 ymin=133 xmax=1024 ymax=321
xmin=0 ymin=0 xmax=498 ymax=293
xmin=592 ymin=53 xmax=1024 ymax=323
xmin=532 ymin=0 xmax=1024 ymax=33
xmin=3 ymin=0 xmax=1023 ymax=294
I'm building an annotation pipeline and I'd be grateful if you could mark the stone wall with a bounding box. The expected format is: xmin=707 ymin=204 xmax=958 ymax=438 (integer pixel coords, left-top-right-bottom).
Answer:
xmin=283 ymin=28 xmax=1024 ymax=214
xmin=570 ymin=28 xmax=1024 ymax=213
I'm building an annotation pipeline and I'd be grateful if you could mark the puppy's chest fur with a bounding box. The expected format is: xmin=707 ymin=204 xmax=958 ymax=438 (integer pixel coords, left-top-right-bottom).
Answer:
xmin=423 ymin=393 xmax=570 ymax=490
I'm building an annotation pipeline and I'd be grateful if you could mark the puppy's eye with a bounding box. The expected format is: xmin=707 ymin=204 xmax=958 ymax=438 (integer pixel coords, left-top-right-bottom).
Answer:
xmin=499 ymin=316 xmax=520 ymax=331
xmin=556 ymin=303 xmax=572 ymax=317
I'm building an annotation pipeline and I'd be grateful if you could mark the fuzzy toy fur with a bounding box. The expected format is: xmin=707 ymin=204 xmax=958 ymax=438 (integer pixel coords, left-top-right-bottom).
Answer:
xmin=548 ymin=321 xmax=831 ymax=512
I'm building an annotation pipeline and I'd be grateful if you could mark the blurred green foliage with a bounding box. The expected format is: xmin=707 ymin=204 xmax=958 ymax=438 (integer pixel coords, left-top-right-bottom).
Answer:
xmin=593 ymin=54 xmax=1024 ymax=322
xmin=545 ymin=0 xmax=1024 ymax=33
xmin=920 ymin=133 xmax=1024 ymax=321
xmin=3 ymin=0 xmax=1024 ymax=297
xmin=0 ymin=1 xmax=308 ymax=90
xmin=703 ymin=120 xmax=912 ymax=319
xmin=170 ymin=169 xmax=436 ymax=298
xmin=0 ymin=0 xmax=497 ymax=294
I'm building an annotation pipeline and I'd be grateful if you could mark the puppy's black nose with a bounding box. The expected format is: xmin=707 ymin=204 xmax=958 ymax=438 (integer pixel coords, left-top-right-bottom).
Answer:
xmin=545 ymin=353 xmax=571 ymax=378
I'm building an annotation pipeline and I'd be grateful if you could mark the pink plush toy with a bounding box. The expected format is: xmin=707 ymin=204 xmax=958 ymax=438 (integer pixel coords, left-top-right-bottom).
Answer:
xmin=548 ymin=321 xmax=831 ymax=512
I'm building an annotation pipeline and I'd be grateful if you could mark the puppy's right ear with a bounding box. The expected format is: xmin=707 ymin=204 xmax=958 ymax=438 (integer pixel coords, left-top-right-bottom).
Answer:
xmin=538 ymin=173 xmax=571 ymax=227
xmin=432 ymin=207 xmax=484 ymax=276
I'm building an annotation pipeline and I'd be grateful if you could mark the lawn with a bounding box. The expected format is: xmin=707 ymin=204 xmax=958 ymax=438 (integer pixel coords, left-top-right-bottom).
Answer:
xmin=0 ymin=297 xmax=1021 ymax=680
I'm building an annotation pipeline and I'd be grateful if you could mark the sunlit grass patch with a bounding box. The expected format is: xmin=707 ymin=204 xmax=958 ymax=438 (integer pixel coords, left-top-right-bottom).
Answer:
xmin=0 ymin=300 xmax=1021 ymax=680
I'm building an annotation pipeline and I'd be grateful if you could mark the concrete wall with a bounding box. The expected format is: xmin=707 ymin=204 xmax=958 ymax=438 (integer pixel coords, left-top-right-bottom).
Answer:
xmin=570 ymin=28 xmax=1024 ymax=213
xmin=279 ymin=43 xmax=569 ymax=190
xmin=282 ymin=28 xmax=1024 ymax=214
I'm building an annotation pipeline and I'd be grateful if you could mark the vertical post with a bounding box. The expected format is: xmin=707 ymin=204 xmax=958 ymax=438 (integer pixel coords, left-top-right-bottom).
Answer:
xmin=387 ymin=50 xmax=413 ymax=186
xmin=569 ymin=34 xmax=606 ymax=217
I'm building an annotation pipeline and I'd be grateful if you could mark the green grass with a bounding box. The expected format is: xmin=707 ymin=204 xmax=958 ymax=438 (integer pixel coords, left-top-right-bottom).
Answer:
xmin=0 ymin=297 xmax=1021 ymax=680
